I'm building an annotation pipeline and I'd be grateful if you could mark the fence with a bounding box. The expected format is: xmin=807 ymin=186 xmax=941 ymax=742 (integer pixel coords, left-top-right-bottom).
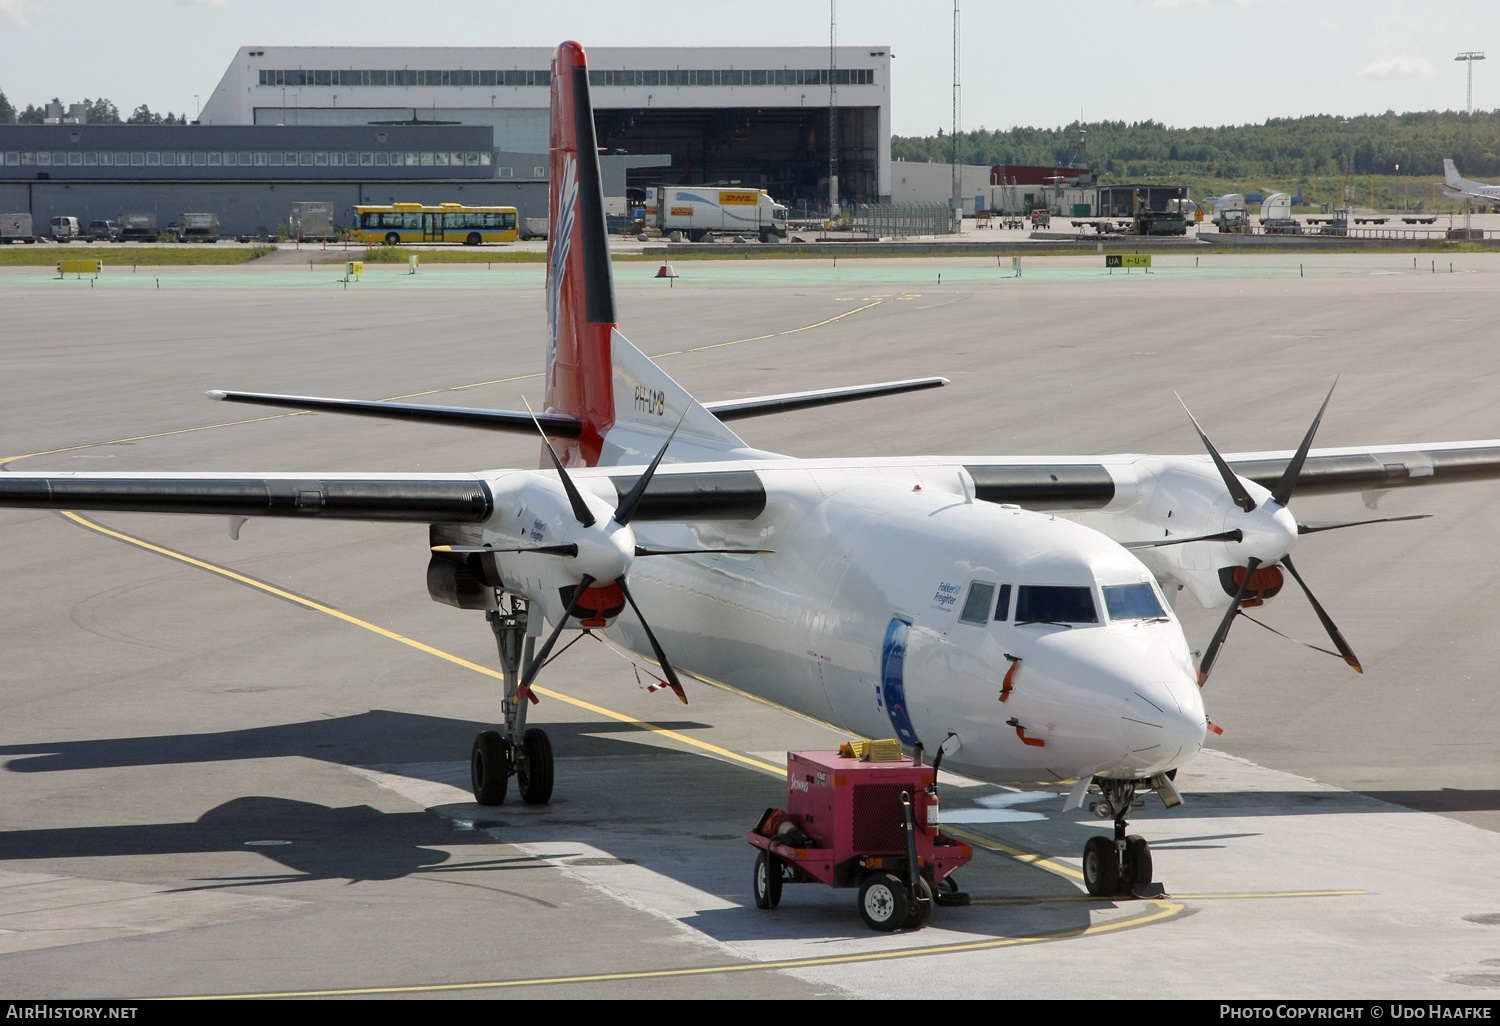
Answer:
xmin=853 ymin=203 xmax=957 ymax=238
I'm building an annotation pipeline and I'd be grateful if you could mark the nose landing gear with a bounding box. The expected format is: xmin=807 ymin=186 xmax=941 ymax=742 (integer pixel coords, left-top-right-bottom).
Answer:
xmin=1082 ymin=778 xmax=1165 ymax=899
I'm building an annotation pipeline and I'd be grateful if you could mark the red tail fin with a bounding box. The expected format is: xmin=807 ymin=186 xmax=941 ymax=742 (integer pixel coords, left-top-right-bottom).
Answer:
xmin=545 ymin=41 xmax=616 ymax=468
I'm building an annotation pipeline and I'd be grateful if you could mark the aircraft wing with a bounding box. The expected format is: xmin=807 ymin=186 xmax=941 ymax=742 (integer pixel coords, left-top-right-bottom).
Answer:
xmin=0 ymin=472 xmax=493 ymax=522
xmin=1225 ymin=439 xmax=1500 ymax=496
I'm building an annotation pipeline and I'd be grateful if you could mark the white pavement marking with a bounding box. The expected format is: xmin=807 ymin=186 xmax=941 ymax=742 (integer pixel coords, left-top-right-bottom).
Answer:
xmin=349 ymin=763 xmax=475 ymax=809
xmin=514 ymin=841 xmax=741 ymax=923
xmin=343 ymin=761 xmax=1154 ymax=973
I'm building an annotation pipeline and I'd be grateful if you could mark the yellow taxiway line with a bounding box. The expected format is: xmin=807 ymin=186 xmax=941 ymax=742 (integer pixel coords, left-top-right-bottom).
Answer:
xmin=169 ymin=898 xmax=1184 ymax=999
xmin=60 ymin=512 xmax=784 ymax=778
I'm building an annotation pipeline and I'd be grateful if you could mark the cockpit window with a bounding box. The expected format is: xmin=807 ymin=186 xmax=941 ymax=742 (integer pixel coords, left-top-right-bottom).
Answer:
xmin=1102 ymin=583 xmax=1167 ymax=621
xmin=959 ymin=582 xmax=995 ymax=625
xmin=1015 ymin=585 xmax=1098 ymax=624
xmin=994 ymin=584 xmax=1012 ymax=621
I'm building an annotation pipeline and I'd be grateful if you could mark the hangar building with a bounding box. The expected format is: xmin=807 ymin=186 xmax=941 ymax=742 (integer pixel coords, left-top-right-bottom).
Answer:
xmin=0 ymin=45 xmax=893 ymax=235
xmin=200 ymin=45 xmax=893 ymax=203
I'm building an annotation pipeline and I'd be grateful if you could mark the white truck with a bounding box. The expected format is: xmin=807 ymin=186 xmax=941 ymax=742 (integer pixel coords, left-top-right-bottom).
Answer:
xmin=2 ymin=213 xmax=35 ymax=244
xmin=647 ymin=186 xmax=787 ymax=242
xmin=179 ymin=212 xmax=220 ymax=242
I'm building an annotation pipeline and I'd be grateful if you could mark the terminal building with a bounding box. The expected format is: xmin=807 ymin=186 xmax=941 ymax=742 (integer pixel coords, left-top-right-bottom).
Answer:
xmin=1 ymin=45 xmax=893 ymax=237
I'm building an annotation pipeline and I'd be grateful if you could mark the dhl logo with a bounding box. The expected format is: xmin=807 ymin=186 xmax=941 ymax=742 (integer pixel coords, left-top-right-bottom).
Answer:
xmin=720 ymin=191 xmax=759 ymax=206
xmin=670 ymin=206 xmax=694 ymax=217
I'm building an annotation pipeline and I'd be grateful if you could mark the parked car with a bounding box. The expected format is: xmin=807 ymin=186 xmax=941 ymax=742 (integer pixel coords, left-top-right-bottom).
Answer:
xmin=86 ymin=219 xmax=121 ymax=242
xmin=50 ymin=216 xmax=81 ymax=242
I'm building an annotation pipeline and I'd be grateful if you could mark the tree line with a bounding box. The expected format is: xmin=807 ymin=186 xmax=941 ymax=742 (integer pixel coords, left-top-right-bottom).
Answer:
xmin=894 ymin=109 xmax=1500 ymax=182
xmin=0 ymin=90 xmax=189 ymax=126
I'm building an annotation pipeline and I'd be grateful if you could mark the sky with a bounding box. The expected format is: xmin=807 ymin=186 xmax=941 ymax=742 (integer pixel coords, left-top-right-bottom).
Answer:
xmin=0 ymin=0 xmax=1495 ymax=133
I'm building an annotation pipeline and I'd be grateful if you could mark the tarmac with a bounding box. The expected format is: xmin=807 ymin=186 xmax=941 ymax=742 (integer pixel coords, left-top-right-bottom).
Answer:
xmin=2 ymin=252 xmax=1500 ymax=998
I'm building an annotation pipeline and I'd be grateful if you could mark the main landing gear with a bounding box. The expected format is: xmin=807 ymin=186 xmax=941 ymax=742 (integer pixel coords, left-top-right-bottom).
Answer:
xmin=470 ymin=596 xmax=554 ymax=806
xmin=1081 ymin=777 xmax=1170 ymax=899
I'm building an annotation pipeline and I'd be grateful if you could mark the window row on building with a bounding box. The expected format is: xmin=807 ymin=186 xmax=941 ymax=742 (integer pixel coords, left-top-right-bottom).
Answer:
xmin=259 ymin=69 xmax=552 ymax=87
xmin=4 ymin=150 xmax=494 ymax=169
xmin=254 ymin=67 xmax=876 ymax=89
xmin=588 ymin=67 xmax=875 ymax=87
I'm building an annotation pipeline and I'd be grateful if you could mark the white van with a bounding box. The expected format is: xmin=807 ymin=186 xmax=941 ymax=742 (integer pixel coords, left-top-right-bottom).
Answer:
xmin=50 ymin=216 xmax=81 ymax=242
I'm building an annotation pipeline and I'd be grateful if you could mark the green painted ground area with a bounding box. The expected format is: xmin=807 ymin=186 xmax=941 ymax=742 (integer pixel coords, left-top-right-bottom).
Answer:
xmin=0 ymin=260 xmax=1371 ymax=291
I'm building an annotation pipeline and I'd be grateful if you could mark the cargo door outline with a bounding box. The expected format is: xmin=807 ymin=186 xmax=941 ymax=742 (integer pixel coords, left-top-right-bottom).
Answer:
xmin=880 ymin=617 xmax=921 ymax=747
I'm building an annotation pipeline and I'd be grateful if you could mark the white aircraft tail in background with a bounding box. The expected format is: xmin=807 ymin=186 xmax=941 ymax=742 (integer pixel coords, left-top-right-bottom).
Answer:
xmin=1441 ymin=158 xmax=1500 ymax=207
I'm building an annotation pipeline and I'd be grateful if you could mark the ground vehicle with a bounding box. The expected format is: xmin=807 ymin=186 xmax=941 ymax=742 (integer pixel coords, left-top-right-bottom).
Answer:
xmin=522 ymin=217 xmax=548 ymax=240
xmin=119 ymin=213 xmax=159 ymax=243
xmin=179 ymin=213 xmax=220 ymax=243
xmin=353 ymin=202 xmax=519 ymax=246
xmin=50 ymin=216 xmax=81 ymax=242
xmin=748 ymin=748 xmax=973 ymax=931
xmin=1213 ymin=194 xmax=1249 ymax=232
xmin=647 ymin=186 xmax=787 ymax=242
xmin=86 ymin=219 xmax=120 ymax=242
xmin=1 ymin=213 xmax=34 ymax=244
xmin=289 ymin=202 xmax=334 ymax=242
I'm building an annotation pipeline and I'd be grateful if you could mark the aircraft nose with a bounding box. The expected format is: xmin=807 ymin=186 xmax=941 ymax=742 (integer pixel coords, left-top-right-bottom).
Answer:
xmin=1120 ymin=676 xmax=1206 ymax=773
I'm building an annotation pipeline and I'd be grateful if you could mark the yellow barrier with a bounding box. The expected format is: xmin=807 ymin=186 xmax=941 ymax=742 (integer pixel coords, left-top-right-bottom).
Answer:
xmin=56 ymin=258 xmax=102 ymax=277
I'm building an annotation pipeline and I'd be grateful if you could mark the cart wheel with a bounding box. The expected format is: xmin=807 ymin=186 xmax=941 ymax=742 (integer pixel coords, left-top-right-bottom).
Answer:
xmin=903 ymin=877 xmax=933 ymax=929
xmin=858 ymin=872 xmax=910 ymax=932
xmin=753 ymin=851 xmax=782 ymax=910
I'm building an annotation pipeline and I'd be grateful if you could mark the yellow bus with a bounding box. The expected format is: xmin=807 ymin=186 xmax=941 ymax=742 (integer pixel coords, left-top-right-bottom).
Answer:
xmin=354 ymin=202 xmax=519 ymax=246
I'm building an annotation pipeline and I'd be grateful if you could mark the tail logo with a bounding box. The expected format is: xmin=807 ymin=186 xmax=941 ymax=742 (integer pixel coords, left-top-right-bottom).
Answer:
xmin=546 ymin=155 xmax=579 ymax=397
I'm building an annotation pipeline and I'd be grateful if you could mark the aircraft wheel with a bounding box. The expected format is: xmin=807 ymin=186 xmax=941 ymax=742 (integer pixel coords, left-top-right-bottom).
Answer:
xmin=753 ymin=850 xmax=782 ymax=910
xmin=516 ymin=727 xmax=554 ymax=805
xmin=1083 ymin=835 xmax=1120 ymax=897
xmin=903 ymin=876 xmax=933 ymax=929
xmin=1123 ymin=835 xmax=1153 ymax=893
xmin=858 ymin=872 xmax=910 ymax=932
xmin=470 ymin=730 xmax=510 ymax=806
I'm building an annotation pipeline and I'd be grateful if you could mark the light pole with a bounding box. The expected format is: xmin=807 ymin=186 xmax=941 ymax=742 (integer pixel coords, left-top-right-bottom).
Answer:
xmin=1455 ymin=52 xmax=1484 ymax=233
xmin=1456 ymin=51 xmax=1485 ymax=115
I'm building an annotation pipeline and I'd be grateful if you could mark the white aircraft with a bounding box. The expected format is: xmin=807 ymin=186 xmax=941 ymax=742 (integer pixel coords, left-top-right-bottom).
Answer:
xmin=5 ymin=43 xmax=1500 ymax=901
xmin=1442 ymin=159 xmax=1500 ymax=208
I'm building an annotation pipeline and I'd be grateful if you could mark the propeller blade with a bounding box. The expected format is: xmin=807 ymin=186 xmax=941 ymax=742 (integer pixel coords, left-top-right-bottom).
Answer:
xmin=1270 ymin=379 xmax=1337 ymax=508
xmin=634 ymin=546 xmax=774 ymax=557
xmin=615 ymin=575 xmax=687 ymax=703
xmin=1280 ymin=555 xmax=1362 ymax=672
xmin=1297 ymin=514 xmax=1431 ymax=535
xmin=433 ymin=543 xmax=579 ymax=557
xmin=521 ymin=397 xmax=596 ymax=529
xmin=613 ymin=409 xmax=689 ymax=528
xmin=1123 ymin=529 xmax=1243 ymax=549
xmin=1176 ymin=394 xmax=1256 ymax=513
xmin=519 ymin=572 xmax=596 ymax=695
xmin=1198 ymin=556 xmax=1259 ymax=686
